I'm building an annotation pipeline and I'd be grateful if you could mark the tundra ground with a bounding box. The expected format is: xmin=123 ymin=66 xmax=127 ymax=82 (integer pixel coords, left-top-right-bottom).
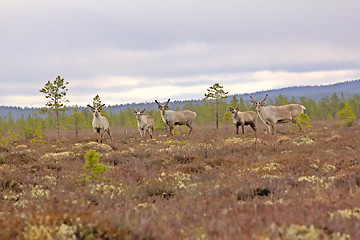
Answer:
xmin=1 ymin=121 xmax=360 ymax=239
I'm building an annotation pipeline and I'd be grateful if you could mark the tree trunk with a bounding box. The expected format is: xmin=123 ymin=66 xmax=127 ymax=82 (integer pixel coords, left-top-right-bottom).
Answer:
xmin=56 ymin=110 xmax=59 ymax=141
xmin=216 ymin=101 xmax=219 ymax=130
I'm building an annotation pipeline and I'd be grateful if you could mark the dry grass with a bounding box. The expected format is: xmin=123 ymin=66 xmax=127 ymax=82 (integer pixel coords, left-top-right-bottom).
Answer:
xmin=0 ymin=121 xmax=359 ymax=239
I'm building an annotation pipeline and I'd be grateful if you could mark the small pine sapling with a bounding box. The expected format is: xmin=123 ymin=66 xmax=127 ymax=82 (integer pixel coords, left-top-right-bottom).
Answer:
xmin=338 ymin=104 xmax=356 ymax=127
xmin=82 ymin=149 xmax=107 ymax=179
xmin=291 ymin=113 xmax=312 ymax=135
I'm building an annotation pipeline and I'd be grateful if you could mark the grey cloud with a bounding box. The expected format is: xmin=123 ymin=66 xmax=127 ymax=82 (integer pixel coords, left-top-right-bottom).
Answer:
xmin=1 ymin=0 xmax=360 ymax=106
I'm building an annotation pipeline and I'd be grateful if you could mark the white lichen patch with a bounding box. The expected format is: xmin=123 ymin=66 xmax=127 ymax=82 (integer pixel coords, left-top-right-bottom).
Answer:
xmin=160 ymin=171 xmax=193 ymax=189
xmin=40 ymin=152 xmax=75 ymax=161
xmin=322 ymin=163 xmax=336 ymax=172
xmin=11 ymin=145 xmax=33 ymax=154
xmin=297 ymin=175 xmax=337 ymax=189
xmin=264 ymin=198 xmax=291 ymax=206
xmin=225 ymin=137 xmax=244 ymax=144
xmin=22 ymin=224 xmax=53 ymax=240
xmin=284 ymin=224 xmax=350 ymax=240
xmin=134 ymin=202 xmax=157 ymax=212
xmin=89 ymin=182 xmax=124 ymax=198
xmin=330 ymin=208 xmax=360 ymax=220
xmin=22 ymin=222 xmax=77 ymax=240
xmin=31 ymin=185 xmax=50 ymax=199
xmin=294 ymin=137 xmax=315 ymax=145
xmin=43 ymin=175 xmax=57 ymax=185
xmin=85 ymin=142 xmax=113 ymax=152
xmin=225 ymin=137 xmax=257 ymax=145
xmin=56 ymin=223 xmax=77 ymax=240
xmin=252 ymin=162 xmax=283 ymax=175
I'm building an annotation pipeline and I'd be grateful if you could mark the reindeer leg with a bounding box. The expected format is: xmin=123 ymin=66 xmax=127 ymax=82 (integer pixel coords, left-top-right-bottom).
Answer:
xmin=241 ymin=122 xmax=245 ymax=135
xmin=169 ymin=125 xmax=174 ymax=135
xmin=186 ymin=122 xmax=193 ymax=135
xmin=108 ymin=129 xmax=113 ymax=141
xmin=142 ymin=129 xmax=146 ymax=138
xmin=150 ymin=126 xmax=154 ymax=139
xmin=250 ymin=123 xmax=257 ymax=150
xmin=235 ymin=124 xmax=239 ymax=134
xmin=100 ymin=131 xmax=104 ymax=143
xmin=270 ymin=123 xmax=277 ymax=149
xmin=266 ymin=124 xmax=272 ymax=135
xmin=250 ymin=123 xmax=257 ymax=138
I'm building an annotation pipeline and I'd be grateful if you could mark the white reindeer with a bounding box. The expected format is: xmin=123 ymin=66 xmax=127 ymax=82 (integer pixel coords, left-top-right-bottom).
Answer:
xmin=249 ymin=94 xmax=306 ymax=136
xmin=133 ymin=109 xmax=154 ymax=139
xmin=229 ymin=107 xmax=257 ymax=138
xmin=87 ymin=104 xmax=113 ymax=143
xmin=155 ymin=99 xmax=197 ymax=135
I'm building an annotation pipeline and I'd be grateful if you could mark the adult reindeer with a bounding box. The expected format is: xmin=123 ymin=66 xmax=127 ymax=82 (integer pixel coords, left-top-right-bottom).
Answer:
xmin=133 ymin=109 xmax=154 ymax=139
xmin=249 ymin=94 xmax=306 ymax=136
xmin=155 ymin=99 xmax=197 ymax=135
xmin=87 ymin=104 xmax=113 ymax=143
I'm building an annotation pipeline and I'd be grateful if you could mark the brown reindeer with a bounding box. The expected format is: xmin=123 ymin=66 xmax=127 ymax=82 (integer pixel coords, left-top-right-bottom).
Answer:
xmin=249 ymin=94 xmax=306 ymax=136
xmin=155 ymin=99 xmax=197 ymax=135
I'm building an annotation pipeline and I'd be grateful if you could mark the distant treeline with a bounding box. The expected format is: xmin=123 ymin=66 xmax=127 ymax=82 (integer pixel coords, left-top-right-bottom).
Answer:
xmin=0 ymin=93 xmax=359 ymax=136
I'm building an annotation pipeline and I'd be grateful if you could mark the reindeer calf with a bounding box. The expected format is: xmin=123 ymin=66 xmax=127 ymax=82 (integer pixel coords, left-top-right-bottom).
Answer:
xmin=229 ymin=107 xmax=257 ymax=137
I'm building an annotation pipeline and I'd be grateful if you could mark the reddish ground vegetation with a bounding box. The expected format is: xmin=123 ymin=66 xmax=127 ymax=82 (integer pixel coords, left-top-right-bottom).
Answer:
xmin=0 ymin=121 xmax=359 ymax=239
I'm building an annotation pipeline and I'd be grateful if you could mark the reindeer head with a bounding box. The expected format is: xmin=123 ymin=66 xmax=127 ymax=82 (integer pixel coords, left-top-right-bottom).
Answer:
xmin=87 ymin=103 xmax=105 ymax=117
xmin=133 ymin=109 xmax=145 ymax=121
xmin=155 ymin=99 xmax=170 ymax=117
xmin=250 ymin=94 xmax=268 ymax=112
xmin=229 ymin=107 xmax=240 ymax=118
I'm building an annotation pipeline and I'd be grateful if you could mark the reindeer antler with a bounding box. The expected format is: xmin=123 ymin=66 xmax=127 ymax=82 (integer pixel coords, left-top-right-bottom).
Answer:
xmin=165 ymin=98 xmax=170 ymax=106
xmin=261 ymin=94 xmax=268 ymax=104
xmin=98 ymin=103 xmax=105 ymax=111
xmin=249 ymin=96 xmax=257 ymax=103
xmin=155 ymin=100 xmax=162 ymax=108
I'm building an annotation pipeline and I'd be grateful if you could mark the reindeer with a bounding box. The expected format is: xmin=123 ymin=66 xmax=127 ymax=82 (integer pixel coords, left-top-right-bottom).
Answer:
xmin=87 ymin=104 xmax=113 ymax=143
xmin=133 ymin=109 xmax=154 ymax=138
xmin=229 ymin=107 xmax=257 ymax=138
xmin=155 ymin=99 xmax=197 ymax=135
xmin=249 ymin=94 xmax=306 ymax=136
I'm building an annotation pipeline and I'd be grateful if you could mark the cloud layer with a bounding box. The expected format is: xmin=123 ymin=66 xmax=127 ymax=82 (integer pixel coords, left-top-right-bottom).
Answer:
xmin=1 ymin=0 xmax=359 ymax=107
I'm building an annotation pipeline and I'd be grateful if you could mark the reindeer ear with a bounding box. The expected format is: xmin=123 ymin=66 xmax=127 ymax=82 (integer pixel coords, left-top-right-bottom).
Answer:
xmin=229 ymin=107 xmax=234 ymax=112
xmin=133 ymin=109 xmax=137 ymax=114
xmin=87 ymin=104 xmax=94 ymax=109
xmin=140 ymin=109 xmax=146 ymax=114
xmin=236 ymin=107 xmax=239 ymax=111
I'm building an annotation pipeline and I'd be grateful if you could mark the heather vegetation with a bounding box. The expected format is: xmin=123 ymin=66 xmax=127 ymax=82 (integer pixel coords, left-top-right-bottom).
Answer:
xmin=0 ymin=79 xmax=359 ymax=238
xmin=0 ymin=120 xmax=359 ymax=239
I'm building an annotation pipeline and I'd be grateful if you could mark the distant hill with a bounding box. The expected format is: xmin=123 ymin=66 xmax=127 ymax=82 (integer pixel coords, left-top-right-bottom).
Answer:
xmin=1 ymin=79 xmax=359 ymax=121
xmin=233 ymin=79 xmax=360 ymax=103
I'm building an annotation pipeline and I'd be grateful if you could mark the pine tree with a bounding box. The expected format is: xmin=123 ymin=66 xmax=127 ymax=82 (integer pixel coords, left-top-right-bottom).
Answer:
xmin=69 ymin=105 xmax=85 ymax=138
xmin=39 ymin=76 xmax=69 ymax=140
xmin=338 ymin=104 xmax=356 ymax=127
xmin=203 ymin=83 xmax=228 ymax=130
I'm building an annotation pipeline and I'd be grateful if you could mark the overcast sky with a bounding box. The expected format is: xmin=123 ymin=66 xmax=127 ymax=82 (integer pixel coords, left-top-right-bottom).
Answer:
xmin=1 ymin=0 xmax=359 ymax=107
